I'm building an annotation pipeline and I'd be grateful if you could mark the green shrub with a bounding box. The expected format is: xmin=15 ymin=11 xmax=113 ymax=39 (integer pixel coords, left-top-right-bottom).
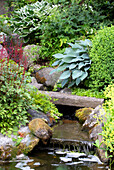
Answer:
xmin=0 ymin=15 xmax=12 ymax=35
xmin=50 ymin=39 xmax=92 ymax=88
xmin=29 ymin=87 xmax=63 ymax=120
xmin=10 ymin=0 xmax=112 ymax=60
xmin=71 ymin=87 xmax=104 ymax=98
xmin=88 ymin=26 xmax=114 ymax=91
xmin=0 ymin=59 xmax=33 ymax=133
xmin=10 ymin=1 xmax=58 ymax=44
xmin=94 ymin=84 xmax=114 ymax=167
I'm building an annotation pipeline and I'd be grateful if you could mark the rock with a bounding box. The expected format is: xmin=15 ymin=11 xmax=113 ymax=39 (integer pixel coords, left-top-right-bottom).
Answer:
xmin=82 ymin=105 xmax=106 ymax=131
xmin=30 ymin=77 xmax=44 ymax=90
xmin=0 ymin=44 xmax=8 ymax=59
xmin=82 ymin=105 xmax=108 ymax=164
xmin=39 ymin=91 xmax=104 ymax=108
xmin=29 ymin=118 xmax=52 ymax=144
xmin=35 ymin=67 xmax=61 ymax=88
xmin=75 ymin=108 xmax=93 ymax=123
xmin=97 ymin=134 xmax=108 ymax=163
xmin=27 ymin=109 xmax=52 ymax=126
xmin=23 ymin=45 xmax=40 ymax=68
xmin=17 ymin=126 xmax=39 ymax=155
xmin=0 ymin=126 xmax=40 ymax=160
xmin=60 ymin=88 xmax=72 ymax=94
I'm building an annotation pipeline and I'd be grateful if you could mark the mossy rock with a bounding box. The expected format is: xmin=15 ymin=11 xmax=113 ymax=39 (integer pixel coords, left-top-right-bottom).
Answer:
xmin=75 ymin=108 xmax=93 ymax=123
xmin=29 ymin=118 xmax=52 ymax=144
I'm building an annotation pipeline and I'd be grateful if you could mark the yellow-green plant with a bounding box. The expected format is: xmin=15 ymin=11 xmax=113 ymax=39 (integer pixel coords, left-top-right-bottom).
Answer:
xmin=94 ymin=84 xmax=114 ymax=168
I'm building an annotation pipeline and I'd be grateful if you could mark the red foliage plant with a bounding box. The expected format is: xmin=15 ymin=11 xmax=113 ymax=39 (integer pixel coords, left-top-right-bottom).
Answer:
xmin=0 ymin=36 xmax=28 ymax=88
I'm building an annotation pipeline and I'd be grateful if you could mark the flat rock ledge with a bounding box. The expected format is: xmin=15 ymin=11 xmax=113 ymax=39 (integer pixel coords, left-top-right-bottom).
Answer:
xmin=39 ymin=91 xmax=104 ymax=108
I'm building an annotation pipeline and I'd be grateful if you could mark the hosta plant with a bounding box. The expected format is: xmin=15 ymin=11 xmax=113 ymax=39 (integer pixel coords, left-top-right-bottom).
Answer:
xmin=50 ymin=39 xmax=92 ymax=88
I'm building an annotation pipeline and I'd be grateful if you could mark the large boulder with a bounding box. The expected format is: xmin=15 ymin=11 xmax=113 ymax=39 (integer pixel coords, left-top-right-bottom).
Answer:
xmin=35 ymin=67 xmax=61 ymax=88
xmin=29 ymin=118 xmax=52 ymax=144
xmin=0 ymin=126 xmax=40 ymax=160
xmin=23 ymin=45 xmax=40 ymax=68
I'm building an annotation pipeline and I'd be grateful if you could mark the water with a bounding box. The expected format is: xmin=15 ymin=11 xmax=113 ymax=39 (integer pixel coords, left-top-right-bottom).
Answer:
xmin=0 ymin=120 xmax=109 ymax=170
xmin=0 ymin=147 xmax=108 ymax=170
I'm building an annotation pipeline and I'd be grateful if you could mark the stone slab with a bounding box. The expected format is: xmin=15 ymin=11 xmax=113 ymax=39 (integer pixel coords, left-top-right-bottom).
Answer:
xmin=39 ymin=91 xmax=104 ymax=108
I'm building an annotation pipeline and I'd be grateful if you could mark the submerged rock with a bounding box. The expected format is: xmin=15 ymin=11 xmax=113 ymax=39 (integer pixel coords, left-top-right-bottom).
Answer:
xmin=29 ymin=118 xmax=52 ymax=144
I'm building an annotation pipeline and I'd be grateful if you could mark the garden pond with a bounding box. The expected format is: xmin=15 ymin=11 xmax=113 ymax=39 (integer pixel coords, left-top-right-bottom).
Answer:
xmin=0 ymin=120 xmax=109 ymax=170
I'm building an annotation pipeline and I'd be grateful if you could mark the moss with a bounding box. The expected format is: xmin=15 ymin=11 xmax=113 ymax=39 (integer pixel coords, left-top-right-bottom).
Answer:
xmin=75 ymin=107 xmax=93 ymax=123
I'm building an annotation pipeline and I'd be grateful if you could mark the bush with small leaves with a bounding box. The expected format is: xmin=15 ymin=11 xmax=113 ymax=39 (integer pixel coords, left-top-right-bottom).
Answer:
xmin=88 ymin=26 xmax=114 ymax=91
xmin=50 ymin=39 xmax=92 ymax=88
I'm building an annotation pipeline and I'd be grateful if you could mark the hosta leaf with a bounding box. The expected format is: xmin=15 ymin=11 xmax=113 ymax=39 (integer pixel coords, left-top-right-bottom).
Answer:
xmin=49 ymin=68 xmax=57 ymax=75
xmin=76 ymin=49 xmax=86 ymax=54
xmin=53 ymin=53 xmax=64 ymax=59
xmin=57 ymin=64 xmax=69 ymax=72
xmin=80 ymin=72 xmax=88 ymax=81
xmin=72 ymin=70 xmax=83 ymax=79
xmin=59 ymin=61 xmax=64 ymax=66
xmin=64 ymin=48 xmax=73 ymax=54
xmin=78 ymin=62 xmax=85 ymax=69
xmin=78 ymin=39 xmax=92 ymax=47
xmin=61 ymin=79 xmax=69 ymax=87
xmin=68 ymin=42 xmax=82 ymax=49
xmin=59 ymin=70 xmax=71 ymax=80
xmin=84 ymin=66 xmax=90 ymax=71
xmin=71 ymin=57 xmax=84 ymax=62
xmin=69 ymin=63 xmax=78 ymax=70
xmin=81 ymin=53 xmax=89 ymax=59
xmin=52 ymin=60 xmax=60 ymax=66
xmin=68 ymin=81 xmax=75 ymax=88
xmin=76 ymin=78 xmax=81 ymax=86
xmin=62 ymin=57 xmax=74 ymax=63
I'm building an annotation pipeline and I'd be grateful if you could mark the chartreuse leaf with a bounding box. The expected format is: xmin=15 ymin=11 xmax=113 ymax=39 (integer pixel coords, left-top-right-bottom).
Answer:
xmin=59 ymin=70 xmax=71 ymax=79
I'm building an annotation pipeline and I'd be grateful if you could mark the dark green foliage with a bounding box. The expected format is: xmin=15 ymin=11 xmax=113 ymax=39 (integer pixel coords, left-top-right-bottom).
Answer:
xmin=88 ymin=26 xmax=114 ymax=91
xmin=0 ymin=60 xmax=33 ymax=132
xmin=0 ymin=15 xmax=12 ymax=35
xmin=10 ymin=0 xmax=113 ymax=60
xmin=50 ymin=39 xmax=92 ymax=88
